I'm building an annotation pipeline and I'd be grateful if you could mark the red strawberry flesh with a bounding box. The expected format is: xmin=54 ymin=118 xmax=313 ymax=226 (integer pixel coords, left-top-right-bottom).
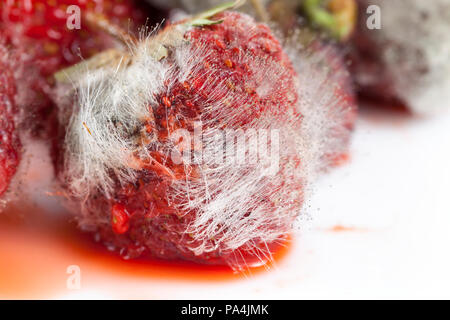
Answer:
xmin=0 ymin=44 xmax=20 ymax=197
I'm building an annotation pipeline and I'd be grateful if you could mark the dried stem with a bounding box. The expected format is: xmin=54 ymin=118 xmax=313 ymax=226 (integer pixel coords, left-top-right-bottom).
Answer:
xmin=250 ymin=0 xmax=270 ymax=22
xmin=84 ymin=11 xmax=138 ymax=47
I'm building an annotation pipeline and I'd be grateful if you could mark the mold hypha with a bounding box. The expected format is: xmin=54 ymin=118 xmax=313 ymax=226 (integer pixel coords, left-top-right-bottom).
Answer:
xmin=146 ymin=0 xmax=271 ymax=19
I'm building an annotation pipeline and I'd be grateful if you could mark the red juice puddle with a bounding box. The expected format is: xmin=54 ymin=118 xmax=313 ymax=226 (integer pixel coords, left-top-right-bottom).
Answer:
xmin=0 ymin=203 xmax=292 ymax=299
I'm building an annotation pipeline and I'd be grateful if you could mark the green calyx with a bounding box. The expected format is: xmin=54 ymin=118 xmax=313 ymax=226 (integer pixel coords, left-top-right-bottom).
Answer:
xmin=190 ymin=18 xmax=225 ymax=27
xmin=188 ymin=0 xmax=243 ymax=27
xmin=302 ymin=0 xmax=356 ymax=41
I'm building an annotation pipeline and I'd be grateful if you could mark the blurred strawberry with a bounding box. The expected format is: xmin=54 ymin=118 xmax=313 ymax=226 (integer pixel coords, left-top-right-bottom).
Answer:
xmin=259 ymin=0 xmax=358 ymax=165
xmin=304 ymin=39 xmax=357 ymax=166
xmin=0 ymin=0 xmax=147 ymax=74
xmin=350 ymin=0 xmax=450 ymax=113
xmin=0 ymin=0 xmax=149 ymax=135
xmin=0 ymin=43 xmax=21 ymax=198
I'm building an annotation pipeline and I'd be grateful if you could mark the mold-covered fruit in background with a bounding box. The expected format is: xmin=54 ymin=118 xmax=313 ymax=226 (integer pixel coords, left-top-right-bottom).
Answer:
xmin=351 ymin=0 xmax=450 ymax=113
